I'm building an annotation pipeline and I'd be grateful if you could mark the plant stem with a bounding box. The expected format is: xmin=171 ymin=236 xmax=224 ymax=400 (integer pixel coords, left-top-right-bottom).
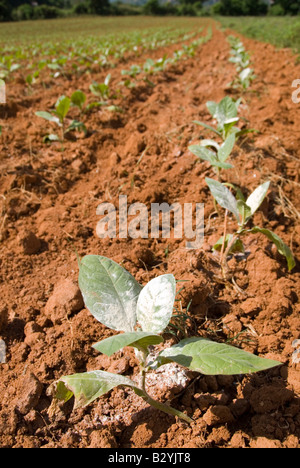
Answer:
xmin=220 ymin=209 xmax=228 ymax=277
xmin=141 ymin=391 xmax=193 ymax=424
xmin=138 ymin=353 xmax=193 ymax=424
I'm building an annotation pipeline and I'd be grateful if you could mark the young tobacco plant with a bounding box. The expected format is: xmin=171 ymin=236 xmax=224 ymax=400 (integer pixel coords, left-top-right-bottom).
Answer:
xmin=227 ymin=36 xmax=256 ymax=91
xmin=193 ymin=96 xmax=254 ymax=141
xmin=205 ymin=178 xmax=296 ymax=274
xmin=35 ymin=95 xmax=86 ymax=143
xmin=189 ymin=133 xmax=236 ymax=178
xmin=51 ymin=255 xmax=281 ymax=424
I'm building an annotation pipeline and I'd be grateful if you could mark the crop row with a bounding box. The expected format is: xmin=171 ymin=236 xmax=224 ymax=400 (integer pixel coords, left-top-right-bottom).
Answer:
xmin=50 ymin=33 xmax=295 ymax=423
xmin=0 ymin=26 xmax=202 ymax=84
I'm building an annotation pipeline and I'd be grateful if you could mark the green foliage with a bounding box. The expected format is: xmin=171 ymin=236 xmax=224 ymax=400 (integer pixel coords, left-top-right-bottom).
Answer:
xmin=35 ymin=94 xmax=87 ymax=142
xmin=193 ymin=96 xmax=253 ymax=141
xmin=214 ymin=0 xmax=268 ymax=16
xmin=88 ymin=0 xmax=110 ymax=15
xmin=273 ymin=0 xmax=300 ymax=15
xmin=0 ymin=0 xmax=11 ymax=21
xmin=52 ymin=254 xmax=281 ymax=423
xmin=189 ymin=133 xmax=236 ymax=175
xmin=205 ymin=178 xmax=296 ymax=271
xmin=227 ymin=36 xmax=256 ymax=90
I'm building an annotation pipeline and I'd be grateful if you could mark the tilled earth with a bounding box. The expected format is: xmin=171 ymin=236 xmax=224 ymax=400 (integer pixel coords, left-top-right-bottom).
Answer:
xmin=0 ymin=23 xmax=299 ymax=448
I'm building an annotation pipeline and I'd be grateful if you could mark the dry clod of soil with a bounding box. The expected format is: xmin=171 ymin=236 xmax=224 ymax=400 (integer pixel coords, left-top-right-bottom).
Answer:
xmin=18 ymin=231 xmax=41 ymax=255
xmin=15 ymin=372 xmax=43 ymax=415
xmin=44 ymin=278 xmax=84 ymax=324
xmin=202 ymin=405 xmax=235 ymax=426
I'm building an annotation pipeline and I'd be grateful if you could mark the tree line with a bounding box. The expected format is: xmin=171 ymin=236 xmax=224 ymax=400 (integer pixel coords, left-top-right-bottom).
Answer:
xmin=0 ymin=0 xmax=299 ymax=22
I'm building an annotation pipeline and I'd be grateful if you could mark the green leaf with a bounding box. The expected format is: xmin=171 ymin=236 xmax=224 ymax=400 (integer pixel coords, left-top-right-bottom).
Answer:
xmin=205 ymin=178 xmax=240 ymax=221
xmin=66 ymin=119 xmax=87 ymax=135
xmin=217 ymin=133 xmax=236 ymax=162
xmin=159 ymin=337 xmax=281 ymax=375
xmin=189 ymin=145 xmax=233 ymax=169
xmin=90 ymin=82 xmax=109 ymax=99
xmin=93 ymin=331 xmax=163 ymax=357
xmin=245 ymin=181 xmax=270 ymax=217
xmin=189 ymin=145 xmax=216 ymax=163
xmin=248 ymin=227 xmax=296 ymax=271
xmin=78 ymin=255 xmax=142 ymax=332
xmin=206 ymin=100 xmax=218 ymax=118
xmin=71 ymin=90 xmax=86 ymax=110
xmin=35 ymin=111 xmax=60 ymax=125
xmin=55 ymin=95 xmax=70 ymax=122
xmin=213 ymin=234 xmax=244 ymax=254
xmin=55 ymin=371 xmax=139 ymax=409
xmin=237 ymin=199 xmax=252 ymax=225
xmin=136 ymin=274 xmax=176 ymax=334
xmin=193 ymin=120 xmax=221 ymax=137
xmin=214 ymin=96 xmax=238 ymax=128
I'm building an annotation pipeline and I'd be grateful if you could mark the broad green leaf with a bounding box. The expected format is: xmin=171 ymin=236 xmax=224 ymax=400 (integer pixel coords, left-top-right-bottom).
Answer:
xmin=55 ymin=96 xmax=70 ymax=122
xmin=78 ymin=255 xmax=142 ymax=332
xmin=237 ymin=199 xmax=252 ymax=225
xmin=35 ymin=111 xmax=60 ymax=125
xmin=71 ymin=90 xmax=86 ymax=110
xmin=214 ymin=97 xmax=238 ymax=128
xmin=193 ymin=120 xmax=221 ymax=137
xmin=218 ymin=133 xmax=236 ymax=162
xmin=93 ymin=331 xmax=163 ymax=357
xmin=205 ymin=178 xmax=240 ymax=221
xmin=189 ymin=145 xmax=233 ymax=169
xmin=248 ymin=227 xmax=296 ymax=271
xmin=55 ymin=370 xmax=139 ymax=408
xmin=206 ymin=100 xmax=217 ymax=118
xmin=189 ymin=145 xmax=216 ymax=163
xmin=213 ymin=234 xmax=244 ymax=254
xmin=159 ymin=337 xmax=281 ymax=375
xmin=136 ymin=274 xmax=176 ymax=334
xmin=245 ymin=181 xmax=270 ymax=216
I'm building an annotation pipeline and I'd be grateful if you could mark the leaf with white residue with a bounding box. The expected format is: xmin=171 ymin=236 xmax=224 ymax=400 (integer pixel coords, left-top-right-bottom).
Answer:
xmin=159 ymin=337 xmax=281 ymax=375
xmin=78 ymin=255 xmax=142 ymax=332
xmin=136 ymin=274 xmax=176 ymax=334
xmin=56 ymin=371 xmax=140 ymax=408
xmin=93 ymin=331 xmax=163 ymax=356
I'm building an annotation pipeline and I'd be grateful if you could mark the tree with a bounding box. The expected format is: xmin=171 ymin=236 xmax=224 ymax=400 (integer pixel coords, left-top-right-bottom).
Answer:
xmin=0 ymin=0 xmax=11 ymax=21
xmin=88 ymin=0 xmax=110 ymax=14
xmin=273 ymin=0 xmax=300 ymax=14
xmin=215 ymin=0 xmax=268 ymax=15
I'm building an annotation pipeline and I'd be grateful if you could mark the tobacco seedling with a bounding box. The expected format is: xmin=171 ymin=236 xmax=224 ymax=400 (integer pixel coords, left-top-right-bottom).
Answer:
xmin=205 ymin=178 xmax=296 ymax=274
xmin=51 ymin=255 xmax=281 ymax=424
xmin=193 ymin=96 xmax=253 ymax=141
xmin=189 ymin=133 xmax=236 ymax=178
xmin=227 ymin=36 xmax=256 ymax=91
xmin=89 ymin=74 xmax=111 ymax=100
xmin=35 ymin=95 xmax=86 ymax=143
xmin=71 ymin=90 xmax=87 ymax=117
xmin=230 ymin=67 xmax=256 ymax=91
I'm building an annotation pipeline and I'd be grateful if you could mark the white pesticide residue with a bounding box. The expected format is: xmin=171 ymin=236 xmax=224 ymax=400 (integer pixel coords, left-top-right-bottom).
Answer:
xmin=0 ymin=339 xmax=6 ymax=364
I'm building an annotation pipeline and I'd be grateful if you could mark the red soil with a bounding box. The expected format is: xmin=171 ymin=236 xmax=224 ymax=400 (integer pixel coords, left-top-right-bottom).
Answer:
xmin=0 ymin=23 xmax=299 ymax=448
